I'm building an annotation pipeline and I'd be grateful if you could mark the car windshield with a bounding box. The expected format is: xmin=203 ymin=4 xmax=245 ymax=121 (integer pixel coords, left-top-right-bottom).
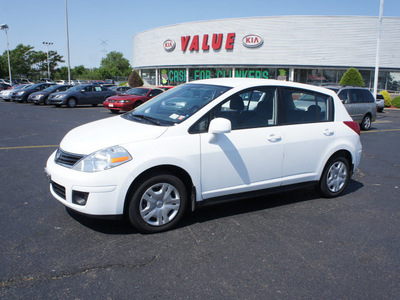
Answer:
xmin=42 ymin=85 xmax=61 ymax=92
xmin=122 ymin=83 xmax=231 ymax=126
xmin=66 ymin=85 xmax=85 ymax=92
xmin=13 ymin=84 xmax=29 ymax=90
xmin=126 ymin=88 xmax=150 ymax=96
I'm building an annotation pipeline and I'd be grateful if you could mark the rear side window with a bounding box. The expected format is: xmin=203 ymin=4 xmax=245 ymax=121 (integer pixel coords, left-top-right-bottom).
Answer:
xmin=362 ymin=90 xmax=375 ymax=103
xmin=280 ymin=88 xmax=333 ymax=125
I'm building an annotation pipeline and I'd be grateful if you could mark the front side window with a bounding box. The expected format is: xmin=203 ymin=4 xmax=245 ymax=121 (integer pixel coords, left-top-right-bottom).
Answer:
xmin=281 ymin=88 xmax=333 ymax=124
xmin=190 ymin=87 xmax=277 ymax=133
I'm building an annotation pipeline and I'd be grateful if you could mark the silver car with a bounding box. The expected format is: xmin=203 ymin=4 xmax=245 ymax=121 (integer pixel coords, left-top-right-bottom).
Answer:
xmin=376 ymin=94 xmax=385 ymax=112
xmin=327 ymin=86 xmax=377 ymax=130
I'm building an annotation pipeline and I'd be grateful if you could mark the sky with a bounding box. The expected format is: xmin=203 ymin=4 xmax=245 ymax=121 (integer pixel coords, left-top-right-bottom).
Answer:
xmin=1 ymin=0 xmax=399 ymax=69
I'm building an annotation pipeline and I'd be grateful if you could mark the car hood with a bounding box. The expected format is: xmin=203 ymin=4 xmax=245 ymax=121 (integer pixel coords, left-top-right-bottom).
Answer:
xmin=60 ymin=116 xmax=168 ymax=154
xmin=29 ymin=91 xmax=45 ymax=97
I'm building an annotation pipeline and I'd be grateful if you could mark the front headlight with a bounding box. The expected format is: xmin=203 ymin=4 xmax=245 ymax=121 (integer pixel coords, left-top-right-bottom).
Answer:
xmin=72 ymin=146 xmax=132 ymax=172
xmin=17 ymin=91 xmax=26 ymax=96
xmin=118 ymin=100 xmax=130 ymax=103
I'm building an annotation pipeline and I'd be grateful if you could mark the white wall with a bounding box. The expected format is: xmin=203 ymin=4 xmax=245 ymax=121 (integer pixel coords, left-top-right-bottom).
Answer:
xmin=132 ymin=16 xmax=400 ymax=69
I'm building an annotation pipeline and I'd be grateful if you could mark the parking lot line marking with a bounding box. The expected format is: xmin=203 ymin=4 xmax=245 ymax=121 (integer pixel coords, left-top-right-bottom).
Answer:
xmin=363 ymin=129 xmax=400 ymax=133
xmin=0 ymin=145 xmax=59 ymax=150
xmin=374 ymin=120 xmax=392 ymax=123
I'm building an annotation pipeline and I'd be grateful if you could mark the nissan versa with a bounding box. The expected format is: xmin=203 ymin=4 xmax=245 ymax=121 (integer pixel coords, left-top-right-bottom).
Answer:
xmin=45 ymin=78 xmax=362 ymax=233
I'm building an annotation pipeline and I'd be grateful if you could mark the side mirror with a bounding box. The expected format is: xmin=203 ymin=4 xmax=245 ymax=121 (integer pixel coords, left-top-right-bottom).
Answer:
xmin=208 ymin=118 xmax=231 ymax=143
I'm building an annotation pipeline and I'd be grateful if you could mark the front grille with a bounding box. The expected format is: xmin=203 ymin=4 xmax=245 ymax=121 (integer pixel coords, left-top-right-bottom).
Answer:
xmin=51 ymin=181 xmax=66 ymax=199
xmin=55 ymin=148 xmax=84 ymax=168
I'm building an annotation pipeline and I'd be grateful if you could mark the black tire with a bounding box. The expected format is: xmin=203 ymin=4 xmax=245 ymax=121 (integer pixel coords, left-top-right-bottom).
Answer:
xmin=55 ymin=104 xmax=62 ymax=108
xmin=66 ymin=98 xmax=77 ymax=108
xmin=360 ymin=114 xmax=371 ymax=130
xmin=44 ymin=97 xmax=51 ymax=105
xmin=319 ymin=155 xmax=350 ymax=198
xmin=92 ymin=104 xmax=98 ymax=107
xmin=133 ymin=101 xmax=142 ymax=109
xmin=110 ymin=109 xmax=118 ymax=114
xmin=128 ymin=173 xmax=188 ymax=233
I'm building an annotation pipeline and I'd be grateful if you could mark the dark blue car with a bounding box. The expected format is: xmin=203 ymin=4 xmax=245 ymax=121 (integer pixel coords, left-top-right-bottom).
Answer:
xmin=48 ymin=84 xmax=116 ymax=108
xmin=28 ymin=84 xmax=72 ymax=105
xmin=11 ymin=83 xmax=56 ymax=103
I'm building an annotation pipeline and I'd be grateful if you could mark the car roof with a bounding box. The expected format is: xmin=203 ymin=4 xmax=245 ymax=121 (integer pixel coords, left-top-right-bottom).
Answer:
xmin=191 ymin=78 xmax=338 ymax=97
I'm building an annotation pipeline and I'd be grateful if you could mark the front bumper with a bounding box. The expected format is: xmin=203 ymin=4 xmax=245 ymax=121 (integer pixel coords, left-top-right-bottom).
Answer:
xmin=107 ymin=102 xmax=132 ymax=111
xmin=45 ymin=151 xmax=135 ymax=216
xmin=49 ymin=98 xmax=67 ymax=105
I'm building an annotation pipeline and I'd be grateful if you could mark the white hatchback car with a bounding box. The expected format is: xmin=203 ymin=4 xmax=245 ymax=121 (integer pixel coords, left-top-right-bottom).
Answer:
xmin=46 ymin=78 xmax=362 ymax=233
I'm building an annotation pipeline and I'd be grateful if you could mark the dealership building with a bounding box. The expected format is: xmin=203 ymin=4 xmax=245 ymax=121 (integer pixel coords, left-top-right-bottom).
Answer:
xmin=132 ymin=16 xmax=400 ymax=92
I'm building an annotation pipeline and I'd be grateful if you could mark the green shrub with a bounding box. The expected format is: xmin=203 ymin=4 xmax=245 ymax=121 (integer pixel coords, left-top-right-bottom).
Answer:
xmin=380 ymin=90 xmax=392 ymax=107
xmin=128 ymin=70 xmax=143 ymax=87
xmin=339 ymin=68 xmax=365 ymax=86
xmin=119 ymin=81 xmax=128 ymax=86
xmin=392 ymin=96 xmax=400 ymax=108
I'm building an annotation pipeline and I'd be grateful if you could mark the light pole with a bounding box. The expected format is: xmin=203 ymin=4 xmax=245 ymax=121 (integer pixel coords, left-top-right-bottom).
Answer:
xmin=65 ymin=0 xmax=71 ymax=84
xmin=373 ymin=0 xmax=384 ymax=97
xmin=0 ymin=24 xmax=12 ymax=84
xmin=43 ymin=41 xmax=53 ymax=79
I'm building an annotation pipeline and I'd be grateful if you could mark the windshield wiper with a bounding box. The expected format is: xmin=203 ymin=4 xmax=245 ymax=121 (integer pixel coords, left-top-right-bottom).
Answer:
xmin=131 ymin=114 xmax=163 ymax=126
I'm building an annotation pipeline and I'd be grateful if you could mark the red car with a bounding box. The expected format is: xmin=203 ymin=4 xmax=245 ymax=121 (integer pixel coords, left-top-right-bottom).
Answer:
xmin=103 ymin=87 xmax=164 ymax=113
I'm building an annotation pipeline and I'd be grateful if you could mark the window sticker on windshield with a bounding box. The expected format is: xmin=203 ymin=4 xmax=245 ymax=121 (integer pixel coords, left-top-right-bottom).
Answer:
xmin=177 ymin=115 xmax=186 ymax=120
xmin=169 ymin=114 xmax=179 ymax=119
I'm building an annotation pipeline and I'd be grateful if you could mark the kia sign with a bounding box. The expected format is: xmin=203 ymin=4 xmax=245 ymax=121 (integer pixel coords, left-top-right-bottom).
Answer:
xmin=163 ymin=39 xmax=176 ymax=52
xmin=242 ymin=34 xmax=263 ymax=48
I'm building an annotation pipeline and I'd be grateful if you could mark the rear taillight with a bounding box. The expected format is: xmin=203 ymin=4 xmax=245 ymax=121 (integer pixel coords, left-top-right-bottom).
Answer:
xmin=344 ymin=121 xmax=360 ymax=136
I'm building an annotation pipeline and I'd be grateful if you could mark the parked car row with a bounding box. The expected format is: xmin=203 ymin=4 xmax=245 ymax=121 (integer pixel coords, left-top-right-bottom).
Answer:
xmin=0 ymin=83 xmax=172 ymax=113
xmin=0 ymin=82 xmax=381 ymax=129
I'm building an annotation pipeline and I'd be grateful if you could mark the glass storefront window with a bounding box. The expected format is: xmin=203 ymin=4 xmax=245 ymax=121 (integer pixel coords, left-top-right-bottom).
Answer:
xmin=188 ymin=68 xmax=232 ymax=82
xmin=159 ymin=68 xmax=187 ymax=86
xmin=235 ymin=68 xmax=288 ymax=80
xmin=387 ymin=72 xmax=400 ymax=92
xmin=141 ymin=69 xmax=156 ymax=86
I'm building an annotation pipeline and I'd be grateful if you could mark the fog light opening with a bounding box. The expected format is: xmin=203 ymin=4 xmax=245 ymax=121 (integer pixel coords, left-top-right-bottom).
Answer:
xmin=72 ymin=190 xmax=89 ymax=206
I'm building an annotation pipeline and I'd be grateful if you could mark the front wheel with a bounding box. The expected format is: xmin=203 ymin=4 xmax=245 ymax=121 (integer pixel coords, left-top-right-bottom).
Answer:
xmin=128 ymin=174 xmax=188 ymax=233
xmin=319 ymin=156 xmax=350 ymax=198
xmin=67 ymin=98 xmax=77 ymax=108
xmin=360 ymin=114 xmax=371 ymax=130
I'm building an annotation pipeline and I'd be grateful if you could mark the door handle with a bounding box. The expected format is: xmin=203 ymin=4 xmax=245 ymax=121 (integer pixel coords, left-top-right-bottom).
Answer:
xmin=267 ymin=134 xmax=282 ymax=142
xmin=323 ymin=129 xmax=334 ymax=136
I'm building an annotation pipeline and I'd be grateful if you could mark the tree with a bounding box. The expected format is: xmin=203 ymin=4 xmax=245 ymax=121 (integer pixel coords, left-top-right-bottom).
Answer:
xmin=100 ymin=51 xmax=131 ymax=77
xmin=340 ymin=68 xmax=365 ymax=86
xmin=0 ymin=44 xmax=64 ymax=80
xmin=128 ymin=70 xmax=143 ymax=87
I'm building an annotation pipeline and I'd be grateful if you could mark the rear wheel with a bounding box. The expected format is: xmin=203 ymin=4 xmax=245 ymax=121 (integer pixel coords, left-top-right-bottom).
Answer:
xmin=319 ymin=155 xmax=350 ymax=198
xmin=128 ymin=173 xmax=188 ymax=233
xmin=360 ymin=114 xmax=371 ymax=130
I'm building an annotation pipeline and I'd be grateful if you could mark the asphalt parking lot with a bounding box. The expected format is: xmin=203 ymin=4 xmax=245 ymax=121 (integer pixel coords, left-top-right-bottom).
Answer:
xmin=1 ymin=101 xmax=400 ymax=299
